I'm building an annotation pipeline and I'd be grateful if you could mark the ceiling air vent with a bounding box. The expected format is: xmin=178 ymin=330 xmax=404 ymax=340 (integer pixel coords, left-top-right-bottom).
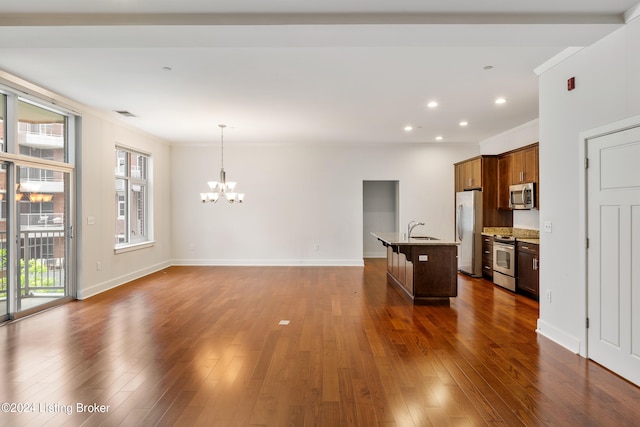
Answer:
xmin=114 ymin=110 xmax=136 ymax=117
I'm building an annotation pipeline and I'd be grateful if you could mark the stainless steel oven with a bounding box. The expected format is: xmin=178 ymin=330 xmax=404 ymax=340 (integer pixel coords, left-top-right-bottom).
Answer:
xmin=493 ymin=236 xmax=516 ymax=292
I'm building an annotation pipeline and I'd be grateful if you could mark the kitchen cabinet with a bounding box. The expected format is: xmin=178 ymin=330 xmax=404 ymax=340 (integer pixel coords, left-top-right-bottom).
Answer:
xmin=455 ymin=157 xmax=482 ymax=191
xmin=497 ymin=143 xmax=539 ymax=209
xmin=482 ymin=235 xmax=494 ymax=280
xmin=497 ymin=154 xmax=512 ymax=210
xmin=511 ymin=145 xmax=538 ymax=185
xmin=454 ymin=155 xmax=512 ymax=228
xmin=516 ymin=241 xmax=539 ymax=300
xmin=377 ymin=234 xmax=457 ymax=305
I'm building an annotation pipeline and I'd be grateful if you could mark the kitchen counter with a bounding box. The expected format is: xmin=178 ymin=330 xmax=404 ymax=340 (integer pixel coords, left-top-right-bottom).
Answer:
xmin=371 ymin=232 xmax=459 ymax=246
xmin=371 ymin=232 xmax=459 ymax=305
xmin=517 ymin=238 xmax=539 ymax=244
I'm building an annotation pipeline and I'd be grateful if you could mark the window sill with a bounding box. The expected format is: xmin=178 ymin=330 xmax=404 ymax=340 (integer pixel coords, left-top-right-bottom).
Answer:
xmin=114 ymin=240 xmax=155 ymax=255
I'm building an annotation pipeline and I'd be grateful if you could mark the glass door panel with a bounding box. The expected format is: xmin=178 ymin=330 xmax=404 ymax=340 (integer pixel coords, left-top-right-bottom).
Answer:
xmin=16 ymin=165 xmax=68 ymax=313
xmin=0 ymin=162 xmax=7 ymax=320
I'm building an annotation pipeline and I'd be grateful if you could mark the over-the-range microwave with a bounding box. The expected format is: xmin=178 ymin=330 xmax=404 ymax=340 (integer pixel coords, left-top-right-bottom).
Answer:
xmin=509 ymin=182 xmax=535 ymax=209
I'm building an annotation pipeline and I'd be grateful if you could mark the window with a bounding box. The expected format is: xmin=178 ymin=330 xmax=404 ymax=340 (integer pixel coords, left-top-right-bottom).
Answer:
xmin=17 ymin=99 xmax=66 ymax=162
xmin=115 ymin=147 xmax=150 ymax=248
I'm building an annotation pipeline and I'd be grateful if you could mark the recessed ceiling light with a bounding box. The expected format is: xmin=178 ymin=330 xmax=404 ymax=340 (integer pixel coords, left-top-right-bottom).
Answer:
xmin=162 ymin=66 xmax=172 ymax=71
xmin=427 ymin=101 xmax=438 ymax=108
xmin=459 ymin=121 xmax=468 ymax=127
xmin=435 ymin=136 xmax=443 ymax=141
xmin=404 ymin=125 xmax=413 ymax=132
xmin=483 ymin=65 xmax=494 ymax=70
xmin=495 ymin=97 xmax=507 ymax=105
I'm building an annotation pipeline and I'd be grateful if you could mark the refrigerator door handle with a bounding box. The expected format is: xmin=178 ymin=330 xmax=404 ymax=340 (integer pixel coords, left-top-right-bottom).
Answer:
xmin=456 ymin=204 xmax=463 ymax=241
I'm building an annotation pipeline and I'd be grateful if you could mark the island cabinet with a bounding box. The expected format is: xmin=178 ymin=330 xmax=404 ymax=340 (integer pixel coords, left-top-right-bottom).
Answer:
xmin=516 ymin=241 xmax=539 ymax=300
xmin=385 ymin=243 xmax=457 ymax=305
xmin=375 ymin=233 xmax=458 ymax=305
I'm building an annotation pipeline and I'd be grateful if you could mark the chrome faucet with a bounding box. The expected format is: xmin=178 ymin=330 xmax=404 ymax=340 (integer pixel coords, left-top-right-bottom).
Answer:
xmin=408 ymin=221 xmax=425 ymax=239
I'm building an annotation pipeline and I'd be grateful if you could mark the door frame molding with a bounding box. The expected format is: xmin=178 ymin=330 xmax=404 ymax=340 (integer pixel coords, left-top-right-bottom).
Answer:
xmin=579 ymin=114 xmax=640 ymax=359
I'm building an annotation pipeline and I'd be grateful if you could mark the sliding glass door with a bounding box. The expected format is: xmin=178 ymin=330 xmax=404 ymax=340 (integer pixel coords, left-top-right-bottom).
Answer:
xmin=0 ymin=91 xmax=75 ymax=321
xmin=0 ymin=162 xmax=7 ymax=320
xmin=15 ymin=165 xmax=70 ymax=314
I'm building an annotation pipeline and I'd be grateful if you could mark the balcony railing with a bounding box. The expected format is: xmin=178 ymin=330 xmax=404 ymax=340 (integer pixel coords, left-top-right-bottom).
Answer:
xmin=0 ymin=229 xmax=66 ymax=304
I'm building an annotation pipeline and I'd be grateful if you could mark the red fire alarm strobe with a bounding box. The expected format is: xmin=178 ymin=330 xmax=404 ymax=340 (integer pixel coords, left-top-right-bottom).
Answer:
xmin=568 ymin=77 xmax=576 ymax=91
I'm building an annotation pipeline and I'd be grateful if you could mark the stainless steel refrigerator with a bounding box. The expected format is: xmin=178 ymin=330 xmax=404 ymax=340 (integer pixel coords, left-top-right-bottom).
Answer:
xmin=455 ymin=190 xmax=482 ymax=277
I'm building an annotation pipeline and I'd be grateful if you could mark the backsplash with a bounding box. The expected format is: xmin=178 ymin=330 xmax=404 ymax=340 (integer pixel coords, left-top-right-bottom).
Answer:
xmin=483 ymin=227 xmax=540 ymax=238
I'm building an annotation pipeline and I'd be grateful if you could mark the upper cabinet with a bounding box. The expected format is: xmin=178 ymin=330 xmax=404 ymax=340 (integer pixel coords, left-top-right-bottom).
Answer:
xmin=497 ymin=155 xmax=512 ymax=209
xmin=497 ymin=143 xmax=539 ymax=209
xmin=511 ymin=145 xmax=538 ymax=184
xmin=454 ymin=155 xmax=512 ymax=227
xmin=455 ymin=157 xmax=482 ymax=191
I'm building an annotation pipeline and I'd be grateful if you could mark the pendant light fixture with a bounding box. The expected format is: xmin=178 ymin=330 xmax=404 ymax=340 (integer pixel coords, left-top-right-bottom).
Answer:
xmin=200 ymin=124 xmax=244 ymax=203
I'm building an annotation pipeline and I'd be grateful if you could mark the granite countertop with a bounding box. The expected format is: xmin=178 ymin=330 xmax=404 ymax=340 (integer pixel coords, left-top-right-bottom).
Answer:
xmin=482 ymin=227 xmax=540 ymax=245
xmin=516 ymin=238 xmax=540 ymax=244
xmin=371 ymin=232 xmax=459 ymax=246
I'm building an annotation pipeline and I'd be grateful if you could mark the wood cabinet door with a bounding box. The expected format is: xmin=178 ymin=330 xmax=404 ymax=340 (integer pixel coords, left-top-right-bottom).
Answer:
xmin=511 ymin=150 xmax=524 ymax=184
xmin=522 ymin=146 xmax=538 ymax=183
xmin=512 ymin=146 xmax=538 ymax=184
xmin=454 ymin=163 xmax=463 ymax=192
xmin=467 ymin=158 xmax=482 ymax=189
xmin=517 ymin=244 xmax=539 ymax=298
xmin=497 ymin=155 xmax=512 ymax=208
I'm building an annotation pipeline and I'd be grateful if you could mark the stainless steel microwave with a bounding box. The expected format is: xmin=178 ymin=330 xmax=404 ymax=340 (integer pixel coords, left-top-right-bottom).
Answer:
xmin=509 ymin=183 xmax=535 ymax=209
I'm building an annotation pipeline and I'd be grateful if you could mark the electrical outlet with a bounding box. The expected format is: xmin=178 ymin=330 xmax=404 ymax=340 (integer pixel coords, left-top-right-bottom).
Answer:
xmin=96 ymin=261 xmax=102 ymax=271
xmin=546 ymin=290 xmax=552 ymax=303
xmin=313 ymin=244 xmax=319 ymax=252
xmin=544 ymin=221 xmax=552 ymax=233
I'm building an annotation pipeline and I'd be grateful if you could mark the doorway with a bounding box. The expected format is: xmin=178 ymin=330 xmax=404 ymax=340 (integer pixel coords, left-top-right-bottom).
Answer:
xmin=363 ymin=181 xmax=398 ymax=258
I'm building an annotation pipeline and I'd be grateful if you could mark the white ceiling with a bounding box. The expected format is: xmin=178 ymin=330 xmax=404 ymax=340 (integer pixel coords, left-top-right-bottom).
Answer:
xmin=0 ymin=1 xmax=638 ymax=146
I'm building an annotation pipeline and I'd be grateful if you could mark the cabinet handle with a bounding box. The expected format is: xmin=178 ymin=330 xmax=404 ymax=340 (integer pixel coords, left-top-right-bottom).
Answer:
xmin=533 ymin=258 xmax=539 ymax=270
xmin=520 ymin=171 xmax=524 ymax=182
xmin=522 ymin=246 xmax=529 ymax=250
xmin=484 ymin=266 xmax=492 ymax=270
xmin=484 ymin=250 xmax=490 ymax=254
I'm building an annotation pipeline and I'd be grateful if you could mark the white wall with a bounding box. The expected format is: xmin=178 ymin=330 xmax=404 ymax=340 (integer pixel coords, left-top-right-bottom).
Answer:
xmin=537 ymin=16 xmax=640 ymax=353
xmin=0 ymin=71 xmax=174 ymax=300
xmin=79 ymin=113 xmax=173 ymax=298
xmin=171 ymin=141 xmax=478 ymax=265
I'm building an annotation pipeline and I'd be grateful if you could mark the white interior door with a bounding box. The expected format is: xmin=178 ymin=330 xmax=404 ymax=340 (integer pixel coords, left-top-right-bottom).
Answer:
xmin=587 ymin=126 xmax=640 ymax=387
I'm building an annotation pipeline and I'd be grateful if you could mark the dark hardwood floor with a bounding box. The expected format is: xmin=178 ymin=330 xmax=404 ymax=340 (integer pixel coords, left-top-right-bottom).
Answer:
xmin=1 ymin=259 xmax=639 ymax=426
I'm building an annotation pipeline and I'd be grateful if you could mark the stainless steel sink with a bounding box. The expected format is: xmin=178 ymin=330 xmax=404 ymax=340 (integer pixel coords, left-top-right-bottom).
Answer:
xmin=411 ymin=236 xmax=438 ymax=240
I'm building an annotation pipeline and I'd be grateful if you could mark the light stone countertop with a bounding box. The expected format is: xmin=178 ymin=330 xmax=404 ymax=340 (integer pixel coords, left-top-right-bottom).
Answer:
xmin=371 ymin=232 xmax=459 ymax=246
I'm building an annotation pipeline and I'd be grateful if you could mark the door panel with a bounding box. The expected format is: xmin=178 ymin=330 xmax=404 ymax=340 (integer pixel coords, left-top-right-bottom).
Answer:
xmin=588 ymin=126 xmax=640 ymax=387
xmin=16 ymin=165 xmax=69 ymax=314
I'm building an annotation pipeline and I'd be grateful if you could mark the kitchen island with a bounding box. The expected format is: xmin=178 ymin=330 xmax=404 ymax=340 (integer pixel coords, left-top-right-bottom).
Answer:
xmin=371 ymin=232 xmax=459 ymax=305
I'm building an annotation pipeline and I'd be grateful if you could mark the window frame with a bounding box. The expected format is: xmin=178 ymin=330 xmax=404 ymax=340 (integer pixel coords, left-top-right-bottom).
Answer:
xmin=114 ymin=146 xmax=153 ymax=253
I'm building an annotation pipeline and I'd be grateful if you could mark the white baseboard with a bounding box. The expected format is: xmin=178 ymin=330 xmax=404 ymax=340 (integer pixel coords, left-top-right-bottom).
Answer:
xmin=77 ymin=260 xmax=172 ymax=299
xmin=171 ymin=258 xmax=365 ymax=267
xmin=536 ymin=318 xmax=582 ymax=355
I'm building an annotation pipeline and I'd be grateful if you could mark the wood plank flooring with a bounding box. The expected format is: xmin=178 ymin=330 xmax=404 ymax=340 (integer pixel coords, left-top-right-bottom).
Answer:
xmin=1 ymin=259 xmax=640 ymax=426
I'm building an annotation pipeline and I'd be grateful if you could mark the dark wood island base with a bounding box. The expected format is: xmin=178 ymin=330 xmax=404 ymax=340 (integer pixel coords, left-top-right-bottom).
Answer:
xmin=373 ymin=232 xmax=459 ymax=305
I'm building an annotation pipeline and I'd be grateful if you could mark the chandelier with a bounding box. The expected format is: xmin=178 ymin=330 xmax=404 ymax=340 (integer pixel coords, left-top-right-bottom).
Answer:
xmin=200 ymin=124 xmax=244 ymax=204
